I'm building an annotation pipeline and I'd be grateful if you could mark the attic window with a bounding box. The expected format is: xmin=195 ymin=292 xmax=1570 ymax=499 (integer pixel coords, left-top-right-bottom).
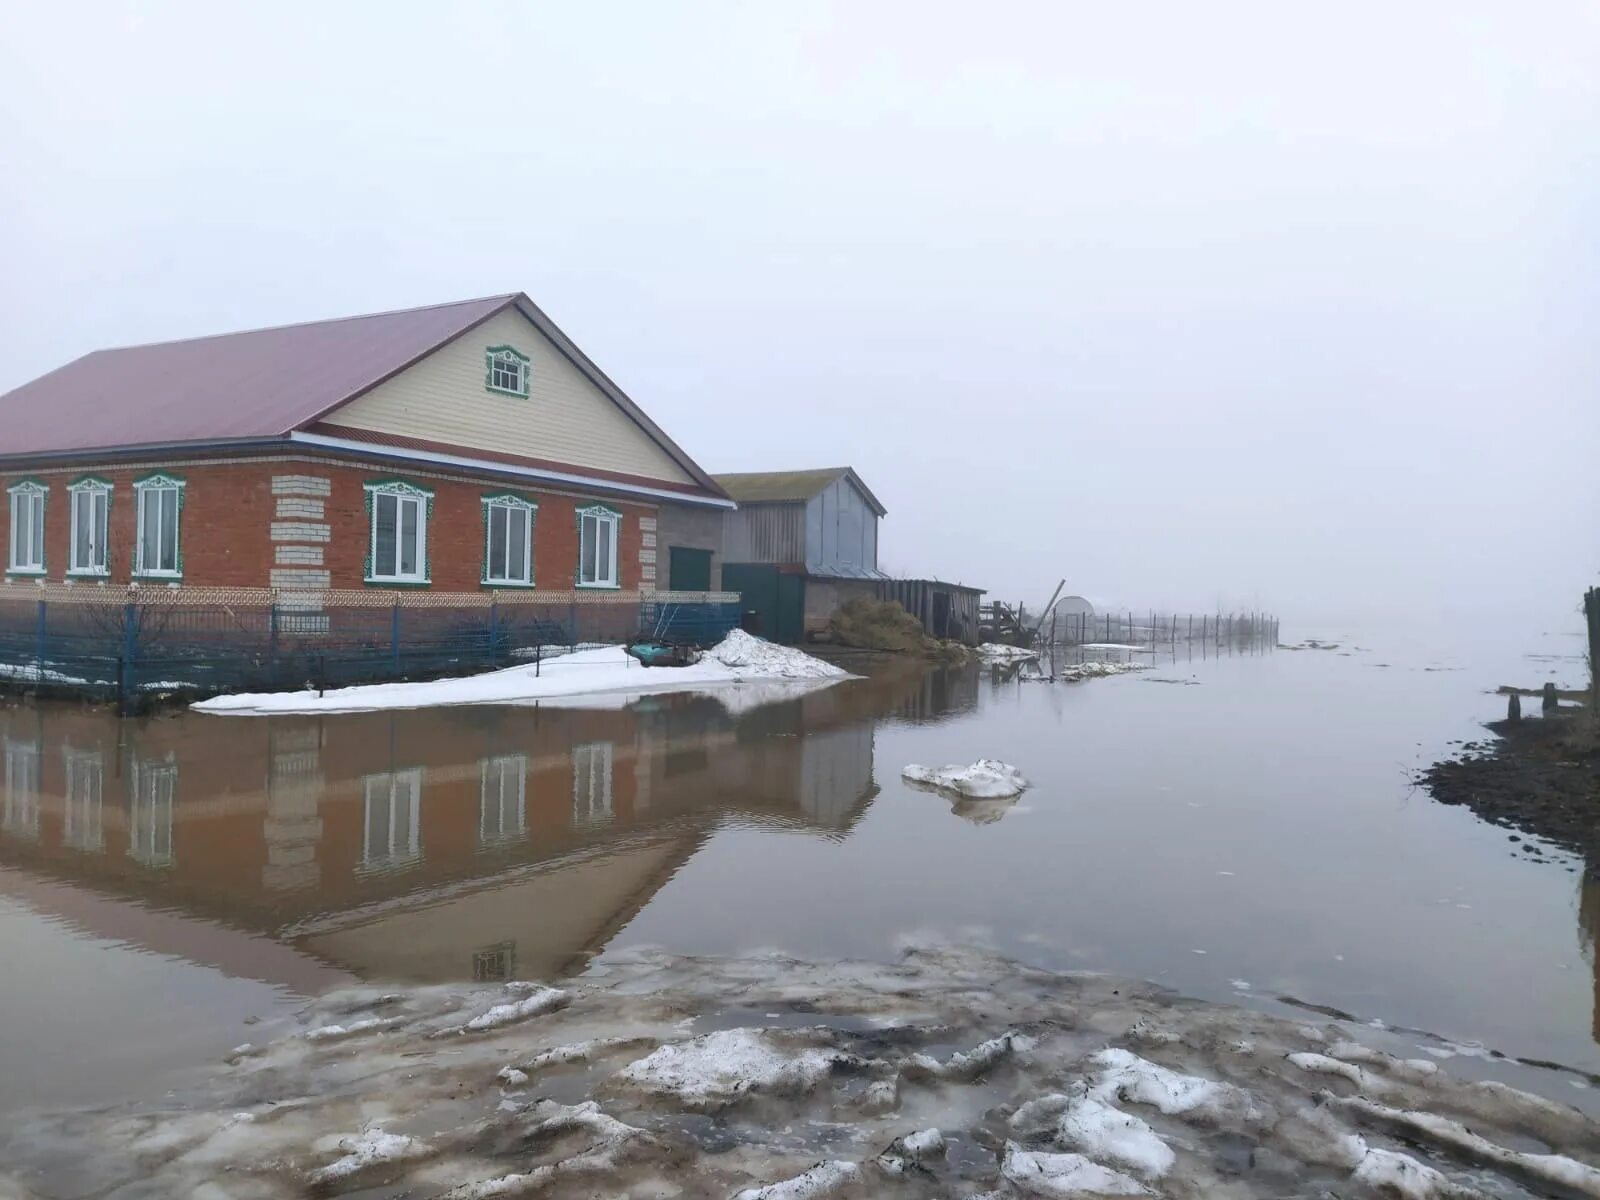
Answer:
xmin=485 ymin=345 xmax=530 ymax=397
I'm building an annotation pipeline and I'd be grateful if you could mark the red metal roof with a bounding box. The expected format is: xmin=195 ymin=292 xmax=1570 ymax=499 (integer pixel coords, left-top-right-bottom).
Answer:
xmin=0 ymin=295 xmax=518 ymax=456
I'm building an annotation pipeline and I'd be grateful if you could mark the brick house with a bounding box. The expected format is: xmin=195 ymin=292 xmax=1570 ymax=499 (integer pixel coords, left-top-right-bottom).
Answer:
xmin=0 ymin=294 xmax=732 ymax=599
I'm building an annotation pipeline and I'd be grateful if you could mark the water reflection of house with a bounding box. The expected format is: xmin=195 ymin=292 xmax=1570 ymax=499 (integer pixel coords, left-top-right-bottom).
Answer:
xmin=0 ymin=669 xmax=945 ymax=985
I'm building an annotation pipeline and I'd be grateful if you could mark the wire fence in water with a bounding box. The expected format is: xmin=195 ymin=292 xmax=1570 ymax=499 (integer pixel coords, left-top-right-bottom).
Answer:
xmin=0 ymin=585 xmax=742 ymax=711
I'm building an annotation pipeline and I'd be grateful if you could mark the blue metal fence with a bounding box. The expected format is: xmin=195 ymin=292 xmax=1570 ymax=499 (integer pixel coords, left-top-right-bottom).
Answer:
xmin=0 ymin=591 xmax=741 ymax=710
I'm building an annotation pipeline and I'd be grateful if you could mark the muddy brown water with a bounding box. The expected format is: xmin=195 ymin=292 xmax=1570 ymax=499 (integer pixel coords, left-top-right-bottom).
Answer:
xmin=0 ymin=626 xmax=1595 ymax=1119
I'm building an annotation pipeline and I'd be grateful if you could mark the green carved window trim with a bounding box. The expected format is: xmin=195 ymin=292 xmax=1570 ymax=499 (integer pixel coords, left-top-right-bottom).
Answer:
xmin=484 ymin=345 xmax=531 ymax=398
xmin=66 ymin=476 xmax=113 ymax=578
xmin=6 ymin=478 xmax=48 ymax=577
xmin=363 ymin=479 xmax=433 ymax=586
xmin=481 ymin=493 xmax=538 ymax=588
xmin=131 ymin=473 xmax=187 ymax=581
xmin=575 ymin=503 xmax=623 ymax=590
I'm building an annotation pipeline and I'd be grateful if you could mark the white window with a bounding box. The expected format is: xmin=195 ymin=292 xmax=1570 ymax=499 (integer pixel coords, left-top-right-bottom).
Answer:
xmin=482 ymin=495 xmax=535 ymax=586
xmin=576 ymin=504 xmax=620 ymax=589
xmin=484 ymin=345 xmax=530 ymax=397
xmin=129 ymin=759 xmax=176 ymax=867
xmin=361 ymin=768 xmax=422 ymax=871
xmin=479 ymin=754 xmax=527 ymax=847
xmin=7 ymin=480 xmax=46 ymax=575
xmin=572 ymin=742 xmax=614 ymax=828
xmin=68 ymin=478 xmax=110 ymax=576
xmin=133 ymin=474 xmax=184 ymax=578
xmin=365 ymin=481 xmax=431 ymax=584
xmin=63 ymin=749 xmax=104 ymax=852
xmin=3 ymin=739 xmax=40 ymax=841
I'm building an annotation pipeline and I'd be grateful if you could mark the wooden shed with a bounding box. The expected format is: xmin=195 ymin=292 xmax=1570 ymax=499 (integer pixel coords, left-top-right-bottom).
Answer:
xmin=876 ymin=578 xmax=985 ymax=645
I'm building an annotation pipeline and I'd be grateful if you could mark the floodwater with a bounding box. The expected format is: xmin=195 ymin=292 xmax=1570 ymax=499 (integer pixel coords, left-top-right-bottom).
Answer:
xmin=0 ymin=623 xmax=1595 ymax=1120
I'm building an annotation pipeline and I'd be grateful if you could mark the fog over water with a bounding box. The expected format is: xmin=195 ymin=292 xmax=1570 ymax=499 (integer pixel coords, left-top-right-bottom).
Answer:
xmin=2 ymin=2 xmax=1596 ymax=624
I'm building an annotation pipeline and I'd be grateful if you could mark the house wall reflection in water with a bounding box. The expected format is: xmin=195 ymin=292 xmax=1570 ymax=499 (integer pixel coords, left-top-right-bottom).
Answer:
xmin=0 ymin=662 xmax=975 ymax=986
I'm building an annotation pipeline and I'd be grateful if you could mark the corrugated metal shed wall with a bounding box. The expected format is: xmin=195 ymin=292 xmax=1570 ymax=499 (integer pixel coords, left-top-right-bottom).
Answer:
xmin=722 ymin=502 xmax=806 ymax=563
xmin=805 ymin=475 xmax=878 ymax=574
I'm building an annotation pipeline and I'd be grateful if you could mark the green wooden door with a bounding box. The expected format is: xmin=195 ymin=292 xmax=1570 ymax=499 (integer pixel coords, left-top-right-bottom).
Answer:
xmin=721 ymin=563 xmax=805 ymax=643
xmin=775 ymin=572 xmax=805 ymax=643
xmin=667 ymin=546 xmax=712 ymax=592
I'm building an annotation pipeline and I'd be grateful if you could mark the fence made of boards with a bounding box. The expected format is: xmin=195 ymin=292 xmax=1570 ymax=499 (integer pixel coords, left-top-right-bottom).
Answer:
xmin=0 ymin=585 xmax=742 ymax=711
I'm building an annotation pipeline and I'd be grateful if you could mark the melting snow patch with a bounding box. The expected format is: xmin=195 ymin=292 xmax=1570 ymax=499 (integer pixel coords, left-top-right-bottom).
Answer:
xmin=978 ymin=644 xmax=1040 ymax=662
xmin=907 ymin=1032 xmax=1033 ymax=1081
xmin=618 ymin=1029 xmax=852 ymax=1109
xmin=1351 ymin=1143 xmax=1459 ymax=1200
xmin=194 ymin=631 xmax=847 ymax=715
xmin=308 ymin=1129 xmax=431 ymax=1185
xmin=1090 ymin=1049 xmax=1250 ymax=1120
xmin=1054 ymin=1096 xmax=1175 ymax=1178
xmin=734 ymin=1160 xmax=863 ymax=1199
xmin=1058 ymin=661 xmax=1148 ymax=681
xmin=303 ymin=1017 xmax=390 ymax=1042
xmin=902 ymin=760 xmax=1030 ymax=799
xmin=1001 ymin=1142 xmax=1151 ymax=1196
xmin=451 ymin=986 xmax=568 ymax=1034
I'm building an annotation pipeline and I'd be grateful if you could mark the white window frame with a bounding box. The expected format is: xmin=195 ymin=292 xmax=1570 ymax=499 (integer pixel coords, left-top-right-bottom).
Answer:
xmin=7 ymin=480 xmax=47 ymax=576
xmin=67 ymin=477 xmax=111 ymax=577
xmin=129 ymin=758 xmax=176 ymax=868
xmin=482 ymin=494 xmax=536 ymax=587
xmin=360 ymin=768 xmax=423 ymax=871
xmin=576 ymin=504 xmax=621 ymax=590
xmin=572 ymin=741 xmax=614 ymax=828
xmin=364 ymin=481 xmax=431 ymax=585
xmin=484 ymin=345 xmax=530 ymax=397
xmin=63 ymin=748 xmax=104 ymax=852
xmin=132 ymin=473 xmax=185 ymax=580
xmin=479 ymin=754 xmax=527 ymax=847
xmin=3 ymin=739 xmax=40 ymax=841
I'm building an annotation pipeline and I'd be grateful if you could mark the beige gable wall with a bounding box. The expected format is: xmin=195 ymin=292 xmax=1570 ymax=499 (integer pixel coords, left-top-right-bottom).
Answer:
xmin=328 ymin=308 xmax=694 ymax=484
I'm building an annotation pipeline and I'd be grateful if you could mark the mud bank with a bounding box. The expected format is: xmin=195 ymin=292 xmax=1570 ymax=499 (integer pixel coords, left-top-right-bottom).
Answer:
xmin=1421 ymin=711 xmax=1600 ymax=866
xmin=5 ymin=948 xmax=1598 ymax=1200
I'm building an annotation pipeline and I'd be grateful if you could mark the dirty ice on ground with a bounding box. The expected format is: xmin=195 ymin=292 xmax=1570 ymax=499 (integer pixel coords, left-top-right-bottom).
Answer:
xmin=7 ymin=945 xmax=1596 ymax=1199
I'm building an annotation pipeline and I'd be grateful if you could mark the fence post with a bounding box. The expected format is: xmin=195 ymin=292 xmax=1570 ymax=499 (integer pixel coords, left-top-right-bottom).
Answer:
xmin=268 ymin=602 xmax=280 ymax=681
xmin=487 ymin=597 xmax=499 ymax=668
xmin=33 ymin=599 xmax=46 ymax=683
xmin=568 ymin=601 xmax=578 ymax=650
xmin=391 ymin=600 xmax=402 ymax=675
xmin=120 ymin=601 xmax=137 ymax=712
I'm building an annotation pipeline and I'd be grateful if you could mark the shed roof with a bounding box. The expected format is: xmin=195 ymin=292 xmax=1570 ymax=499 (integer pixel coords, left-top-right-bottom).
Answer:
xmin=0 ymin=293 xmax=723 ymax=495
xmin=711 ymin=467 xmax=886 ymax=516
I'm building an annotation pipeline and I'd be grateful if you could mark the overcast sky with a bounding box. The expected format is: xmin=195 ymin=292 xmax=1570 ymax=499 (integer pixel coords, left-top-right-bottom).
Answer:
xmin=2 ymin=2 xmax=1594 ymax=626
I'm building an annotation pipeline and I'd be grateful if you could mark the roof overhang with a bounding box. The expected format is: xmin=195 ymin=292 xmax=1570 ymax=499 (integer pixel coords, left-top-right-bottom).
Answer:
xmin=0 ymin=435 xmax=737 ymax=510
xmin=289 ymin=432 xmax=736 ymax=508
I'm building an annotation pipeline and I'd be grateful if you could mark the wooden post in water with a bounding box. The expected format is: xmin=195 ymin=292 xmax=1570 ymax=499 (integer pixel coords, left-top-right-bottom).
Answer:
xmin=1586 ymin=588 xmax=1600 ymax=711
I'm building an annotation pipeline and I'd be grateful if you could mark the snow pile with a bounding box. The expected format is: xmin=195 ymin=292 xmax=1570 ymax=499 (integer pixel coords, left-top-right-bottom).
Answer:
xmin=194 ymin=632 xmax=848 ymax=716
xmin=617 ymin=1029 xmax=854 ymax=1110
xmin=902 ymin=759 xmax=1030 ymax=799
xmin=1001 ymin=1142 xmax=1150 ymax=1196
xmin=978 ymin=643 xmax=1039 ymax=662
xmin=708 ymin=629 xmax=848 ymax=679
